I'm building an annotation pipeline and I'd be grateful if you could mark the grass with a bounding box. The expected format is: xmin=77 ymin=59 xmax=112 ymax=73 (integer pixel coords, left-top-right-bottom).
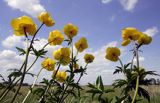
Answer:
xmin=0 ymin=85 xmax=160 ymax=103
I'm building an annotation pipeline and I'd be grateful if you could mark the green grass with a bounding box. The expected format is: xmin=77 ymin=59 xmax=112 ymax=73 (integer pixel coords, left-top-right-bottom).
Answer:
xmin=0 ymin=85 xmax=160 ymax=103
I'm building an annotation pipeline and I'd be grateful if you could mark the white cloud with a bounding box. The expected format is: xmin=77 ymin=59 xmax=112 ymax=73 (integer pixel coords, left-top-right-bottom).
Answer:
xmin=0 ymin=36 xmax=124 ymax=84
xmin=143 ymin=27 xmax=159 ymax=37
xmin=2 ymin=35 xmax=23 ymax=48
xmin=101 ymin=0 xmax=112 ymax=4
xmin=119 ymin=0 xmax=139 ymax=11
xmin=0 ymin=50 xmax=24 ymax=70
xmin=133 ymin=56 xmax=145 ymax=63
xmin=4 ymin=0 xmax=46 ymax=17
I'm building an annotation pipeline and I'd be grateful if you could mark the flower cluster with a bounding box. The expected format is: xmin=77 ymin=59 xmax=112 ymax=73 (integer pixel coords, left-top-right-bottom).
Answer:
xmin=121 ymin=27 xmax=152 ymax=46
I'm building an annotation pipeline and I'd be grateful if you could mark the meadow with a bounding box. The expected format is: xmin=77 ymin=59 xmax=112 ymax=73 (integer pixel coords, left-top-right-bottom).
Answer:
xmin=0 ymin=85 xmax=160 ymax=103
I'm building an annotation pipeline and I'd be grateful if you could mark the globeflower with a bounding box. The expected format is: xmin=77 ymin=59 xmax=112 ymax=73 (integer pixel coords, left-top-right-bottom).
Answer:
xmin=41 ymin=58 xmax=56 ymax=71
xmin=84 ymin=53 xmax=95 ymax=63
xmin=48 ymin=30 xmax=64 ymax=45
xmin=38 ymin=12 xmax=55 ymax=27
xmin=121 ymin=39 xmax=131 ymax=46
xmin=75 ymin=37 xmax=88 ymax=52
xmin=63 ymin=23 xmax=78 ymax=39
xmin=53 ymin=70 xmax=67 ymax=83
xmin=11 ymin=16 xmax=37 ymax=36
xmin=138 ymin=34 xmax=152 ymax=45
xmin=105 ymin=47 xmax=121 ymax=62
xmin=53 ymin=47 xmax=71 ymax=66
xmin=122 ymin=27 xmax=141 ymax=41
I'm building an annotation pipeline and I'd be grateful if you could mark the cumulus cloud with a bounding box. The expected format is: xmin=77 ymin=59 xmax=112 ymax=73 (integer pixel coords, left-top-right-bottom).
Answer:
xmin=119 ymin=0 xmax=139 ymax=11
xmin=143 ymin=27 xmax=159 ymax=37
xmin=101 ymin=0 xmax=112 ymax=4
xmin=0 ymin=50 xmax=24 ymax=71
xmin=2 ymin=35 xmax=23 ymax=48
xmin=133 ymin=56 xmax=145 ymax=63
xmin=0 ymin=35 xmax=123 ymax=84
xmin=4 ymin=0 xmax=46 ymax=17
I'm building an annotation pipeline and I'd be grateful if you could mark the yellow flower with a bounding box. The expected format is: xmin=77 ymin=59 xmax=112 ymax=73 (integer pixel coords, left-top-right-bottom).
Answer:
xmin=38 ymin=12 xmax=55 ymax=27
xmin=48 ymin=30 xmax=64 ymax=45
xmin=41 ymin=58 xmax=56 ymax=71
xmin=63 ymin=23 xmax=78 ymax=39
xmin=105 ymin=47 xmax=121 ymax=62
xmin=53 ymin=70 xmax=67 ymax=83
xmin=11 ymin=16 xmax=37 ymax=36
xmin=75 ymin=37 xmax=88 ymax=52
xmin=84 ymin=53 xmax=95 ymax=63
xmin=138 ymin=34 xmax=152 ymax=45
xmin=122 ymin=27 xmax=141 ymax=41
xmin=53 ymin=47 xmax=71 ymax=66
xmin=121 ymin=39 xmax=131 ymax=46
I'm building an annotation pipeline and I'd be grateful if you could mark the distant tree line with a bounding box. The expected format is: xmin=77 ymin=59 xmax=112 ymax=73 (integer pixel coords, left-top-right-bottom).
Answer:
xmin=145 ymin=78 xmax=160 ymax=85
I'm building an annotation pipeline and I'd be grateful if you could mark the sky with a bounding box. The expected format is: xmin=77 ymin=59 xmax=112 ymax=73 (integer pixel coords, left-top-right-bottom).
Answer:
xmin=0 ymin=0 xmax=160 ymax=85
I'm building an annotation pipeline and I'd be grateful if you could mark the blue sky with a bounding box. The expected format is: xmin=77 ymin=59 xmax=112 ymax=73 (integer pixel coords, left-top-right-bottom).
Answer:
xmin=0 ymin=0 xmax=160 ymax=84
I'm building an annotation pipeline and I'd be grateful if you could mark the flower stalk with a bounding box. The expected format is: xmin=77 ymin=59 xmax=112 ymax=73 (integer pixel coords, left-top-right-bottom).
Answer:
xmin=131 ymin=43 xmax=140 ymax=103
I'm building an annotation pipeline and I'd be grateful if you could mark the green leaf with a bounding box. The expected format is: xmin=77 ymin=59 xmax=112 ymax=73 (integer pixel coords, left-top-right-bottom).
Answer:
xmin=87 ymin=89 xmax=102 ymax=94
xmin=88 ymin=83 xmax=97 ymax=89
xmin=69 ymin=83 xmax=83 ymax=90
xmin=99 ymin=76 xmax=104 ymax=91
xmin=104 ymin=89 xmax=114 ymax=93
xmin=31 ymin=48 xmax=47 ymax=58
xmin=16 ymin=47 xmax=26 ymax=55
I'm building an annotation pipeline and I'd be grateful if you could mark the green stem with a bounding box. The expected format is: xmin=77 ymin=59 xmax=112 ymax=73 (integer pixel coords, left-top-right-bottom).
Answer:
xmin=131 ymin=44 xmax=140 ymax=103
xmin=132 ymin=76 xmax=139 ymax=103
xmin=0 ymin=62 xmax=25 ymax=102
xmin=38 ymin=63 xmax=61 ymax=103
xmin=22 ymin=68 xmax=43 ymax=103
xmin=10 ymin=47 xmax=30 ymax=103
xmin=10 ymin=23 xmax=44 ymax=103
xmin=60 ymin=63 xmax=88 ymax=103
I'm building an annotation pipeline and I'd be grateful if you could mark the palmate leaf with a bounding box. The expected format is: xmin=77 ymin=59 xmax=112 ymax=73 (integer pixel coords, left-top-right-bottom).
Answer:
xmin=138 ymin=87 xmax=150 ymax=102
xmin=114 ymin=66 xmax=123 ymax=74
xmin=143 ymin=71 xmax=160 ymax=76
xmin=113 ymin=79 xmax=127 ymax=88
xmin=0 ymin=74 xmax=6 ymax=82
xmin=124 ymin=63 xmax=131 ymax=69
xmin=16 ymin=47 xmax=26 ymax=55
xmin=31 ymin=48 xmax=47 ymax=58
xmin=88 ymin=83 xmax=97 ymax=89
xmin=104 ymin=89 xmax=114 ymax=93
xmin=66 ymin=89 xmax=77 ymax=97
xmin=69 ymin=82 xmax=83 ymax=90
xmin=33 ymin=88 xmax=45 ymax=96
